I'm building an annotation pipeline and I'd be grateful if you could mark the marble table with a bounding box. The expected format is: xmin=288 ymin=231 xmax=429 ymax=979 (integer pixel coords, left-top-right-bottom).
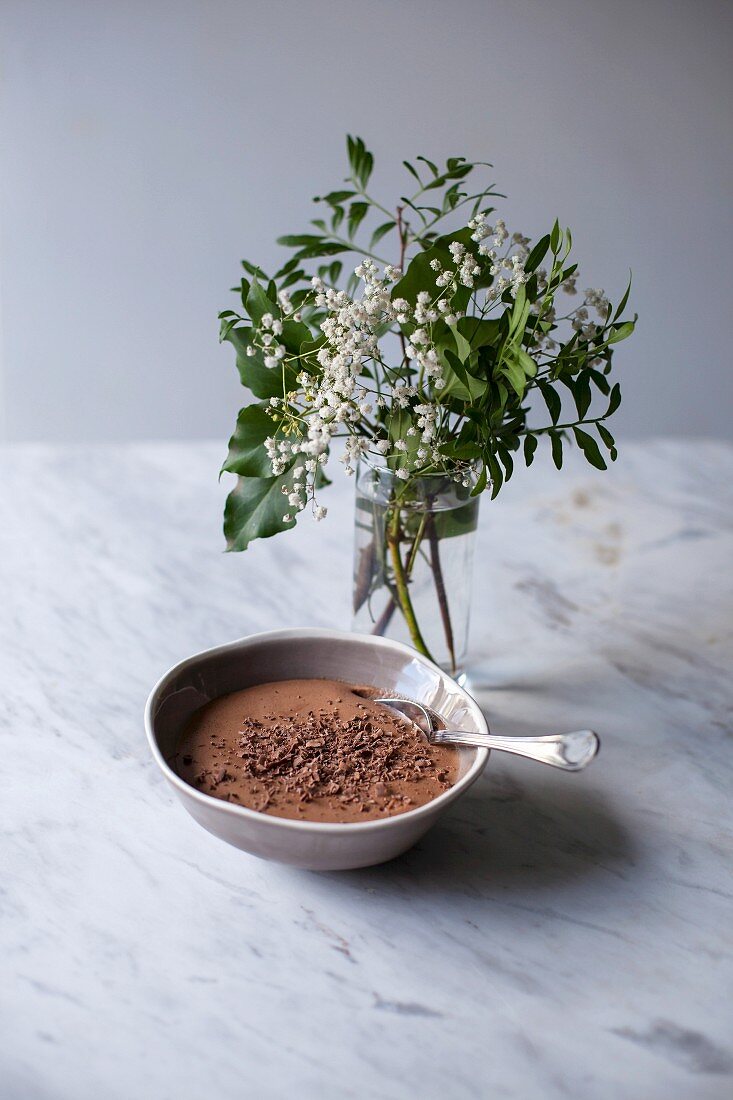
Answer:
xmin=1 ymin=440 xmax=732 ymax=1100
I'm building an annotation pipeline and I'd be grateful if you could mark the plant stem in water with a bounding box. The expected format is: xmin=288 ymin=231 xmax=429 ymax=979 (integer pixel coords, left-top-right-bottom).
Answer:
xmin=386 ymin=506 xmax=435 ymax=662
xmin=372 ymin=510 xmax=428 ymax=637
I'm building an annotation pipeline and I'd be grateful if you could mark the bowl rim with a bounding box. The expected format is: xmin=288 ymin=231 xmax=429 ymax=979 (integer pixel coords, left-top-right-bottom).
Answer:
xmin=144 ymin=627 xmax=490 ymax=833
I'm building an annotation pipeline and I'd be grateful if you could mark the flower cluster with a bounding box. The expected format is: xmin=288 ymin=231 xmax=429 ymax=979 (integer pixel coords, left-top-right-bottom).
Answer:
xmin=246 ymin=312 xmax=286 ymax=369
xmin=465 ymin=214 xmax=529 ymax=302
xmin=259 ymin=260 xmax=403 ymax=516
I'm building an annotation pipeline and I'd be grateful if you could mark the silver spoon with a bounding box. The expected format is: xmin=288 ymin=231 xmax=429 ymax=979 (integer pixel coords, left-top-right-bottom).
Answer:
xmin=373 ymin=697 xmax=600 ymax=772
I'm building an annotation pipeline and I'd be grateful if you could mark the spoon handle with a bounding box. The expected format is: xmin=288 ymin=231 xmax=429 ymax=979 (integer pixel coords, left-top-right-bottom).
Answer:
xmin=432 ymin=728 xmax=600 ymax=771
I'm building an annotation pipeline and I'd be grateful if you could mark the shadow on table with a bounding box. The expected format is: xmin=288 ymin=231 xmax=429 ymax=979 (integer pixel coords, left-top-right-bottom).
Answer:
xmin=316 ymin=766 xmax=637 ymax=901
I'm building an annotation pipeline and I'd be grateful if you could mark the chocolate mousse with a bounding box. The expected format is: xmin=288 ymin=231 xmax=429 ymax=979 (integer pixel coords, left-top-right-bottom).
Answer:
xmin=172 ymin=679 xmax=460 ymax=823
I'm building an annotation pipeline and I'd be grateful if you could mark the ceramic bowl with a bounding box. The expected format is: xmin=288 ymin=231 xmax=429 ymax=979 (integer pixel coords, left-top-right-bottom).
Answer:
xmin=144 ymin=628 xmax=490 ymax=870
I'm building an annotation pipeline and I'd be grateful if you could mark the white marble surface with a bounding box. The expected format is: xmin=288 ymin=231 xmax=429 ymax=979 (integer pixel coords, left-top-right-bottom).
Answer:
xmin=1 ymin=440 xmax=732 ymax=1100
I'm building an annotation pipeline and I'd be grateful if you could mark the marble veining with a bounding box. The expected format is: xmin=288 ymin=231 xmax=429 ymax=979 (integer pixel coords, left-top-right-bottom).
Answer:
xmin=1 ymin=440 xmax=732 ymax=1099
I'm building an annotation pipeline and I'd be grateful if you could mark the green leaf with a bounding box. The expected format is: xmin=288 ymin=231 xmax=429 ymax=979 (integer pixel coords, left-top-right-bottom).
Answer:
xmin=613 ymin=274 xmax=632 ymax=321
xmin=293 ymin=243 xmax=351 ymax=261
xmin=318 ymin=190 xmax=357 ymax=205
xmin=597 ymin=423 xmax=615 ymax=451
xmin=500 ymin=357 xmax=527 ymax=400
xmin=588 ymin=368 xmax=610 ymax=395
xmin=219 ymin=317 xmax=238 ymax=342
xmin=523 ymin=434 xmax=538 ymax=466
xmin=574 ymin=371 xmax=592 ymax=419
xmin=507 ymin=286 xmax=530 ymax=340
xmin=515 ymin=347 xmax=538 ymax=378
xmin=445 ymin=163 xmax=473 ymax=180
xmin=273 ymin=257 xmax=300 ymax=279
xmin=417 ymin=155 xmax=439 ymax=176
xmin=440 ymin=349 xmax=487 ymax=401
xmin=241 ymin=260 xmax=268 ymax=280
xmin=346 ymin=135 xmax=374 ymax=187
xmin=550 ymin=431 xmax=563 ymax=469
xmin=497 ymin=446 xmax=514 ymax=481
xmin=235 ymin=277 xmax=251 ymax=306
xmin=347 ymin=202 xmax=369 ymax=238
xmin=608 ymin=320 xmax=635 ymax=344
xmin=550 ymin=219 xmax=561 ymax=253
xmin=279 ymin=268 xmax=306 ymax=289
xmin=223 ymin=468 xmax=300 ymax=552
xmin=442 ymin=348 xmax=470 ymax=392
xmin=450 ymin=324 xmax=472 ymax=364
xmin=524 ymin=234 xmax=550 ymax=274
xmin=403 ymin=160 xmax=422 ymax=186
xmin=371 ymin=220 xmax=396 ymax=247
xmin=221 ymin=404 xmax=279 ymax=477
xmin=538 ymin=382 xmax=562 ymax=425
xmin=279 ymin=316 xmax=313 ymax=354
xmin=392 ymin=247 xmax=446 ymax=306
xmin=225 ymin=326 xmax=298 ymax=400
xmin=573 ymin=426 xmax=607 ymax=471
xmin=359 ymin=150 xmax=374 ymax=188
xmin=487 ymin=452 xmax=504 ymax=499
xmin=245 ymin=280 xmax=277 ymax=324
xmin=456 ymin=316 xmax=500 ymax=351
xmin=606 ymin=382 xmax=622 ymax=416
xmin=276 ymin=234 xmax=326 ymax=247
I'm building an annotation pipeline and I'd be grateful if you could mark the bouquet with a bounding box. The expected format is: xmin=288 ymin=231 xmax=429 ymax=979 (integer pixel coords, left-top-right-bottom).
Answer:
xmin=219 ymin=136 xmax=635 ymax=670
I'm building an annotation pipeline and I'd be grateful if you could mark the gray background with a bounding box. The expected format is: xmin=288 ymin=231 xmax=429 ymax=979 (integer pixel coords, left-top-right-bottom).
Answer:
xmin=1 ymin=0 xmax=731 ymax=444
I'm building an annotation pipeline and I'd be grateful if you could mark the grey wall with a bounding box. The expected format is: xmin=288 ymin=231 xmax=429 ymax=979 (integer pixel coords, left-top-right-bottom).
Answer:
xmin=1 ymin=0 xmax=731 ymax=443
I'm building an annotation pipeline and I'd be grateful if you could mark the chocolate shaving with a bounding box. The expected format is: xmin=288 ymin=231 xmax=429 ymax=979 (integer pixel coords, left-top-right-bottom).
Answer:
xmin=226 ymin=707 xmax=452 ymax=808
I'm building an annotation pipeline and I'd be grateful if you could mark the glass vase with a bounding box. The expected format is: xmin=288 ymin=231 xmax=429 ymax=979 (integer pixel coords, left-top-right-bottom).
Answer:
xmin=352 ymin=457 xmax=480 ymax=682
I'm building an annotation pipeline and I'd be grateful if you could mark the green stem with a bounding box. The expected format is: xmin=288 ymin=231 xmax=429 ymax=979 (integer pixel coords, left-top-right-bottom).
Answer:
xmin=526 ymin=411 xmax=611 ymax=436
xmin=387 ymin=507 xmax=435 ymax=662
xmin=372 ymin=509 xmax=429 ymax=635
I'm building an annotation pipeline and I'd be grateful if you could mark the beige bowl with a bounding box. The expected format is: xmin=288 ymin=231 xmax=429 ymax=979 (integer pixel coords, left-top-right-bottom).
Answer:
xmin=144 ymin=628 xmax=490 ymax=870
